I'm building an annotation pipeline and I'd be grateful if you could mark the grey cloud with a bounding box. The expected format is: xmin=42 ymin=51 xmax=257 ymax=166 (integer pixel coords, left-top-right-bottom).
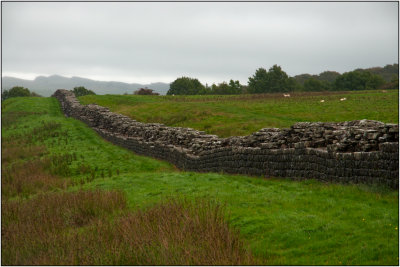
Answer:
xmin=2 ymin=2 xmax=398 ymax=85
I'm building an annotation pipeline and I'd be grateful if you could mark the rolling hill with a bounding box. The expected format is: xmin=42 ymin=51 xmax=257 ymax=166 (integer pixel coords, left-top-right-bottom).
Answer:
xmin=1 ymin=75 xmax=170 ymax=96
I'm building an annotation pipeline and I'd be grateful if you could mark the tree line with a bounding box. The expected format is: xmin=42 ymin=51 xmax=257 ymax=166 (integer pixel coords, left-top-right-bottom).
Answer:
xmin=1 ymin=86 xmax=96 ymax=101
xmin=167 ymin=64 xmax=399 ymax=95
xmin=1 ymin=86 xmax=42 ymax=101
xmin=2 ymin=64 xmax=397 ymax=100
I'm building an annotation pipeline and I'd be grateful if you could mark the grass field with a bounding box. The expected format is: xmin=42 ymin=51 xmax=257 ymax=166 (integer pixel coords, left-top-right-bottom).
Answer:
xmin=2 ymin=96 xmax=399 ymax=265
xmin=79 ymin=90 xmax=398 ymax=137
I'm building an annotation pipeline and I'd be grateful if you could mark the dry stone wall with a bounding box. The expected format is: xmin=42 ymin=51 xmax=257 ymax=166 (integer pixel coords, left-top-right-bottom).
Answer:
xmin=52 ymin=89 xmax=399 ymax=188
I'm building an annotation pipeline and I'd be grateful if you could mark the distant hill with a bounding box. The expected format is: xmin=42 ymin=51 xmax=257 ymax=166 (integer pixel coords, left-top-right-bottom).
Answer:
xmin=1 ymin=75 xmax=170 ymax=96
xmin=294 ymin=64 xmax=398 ymax=84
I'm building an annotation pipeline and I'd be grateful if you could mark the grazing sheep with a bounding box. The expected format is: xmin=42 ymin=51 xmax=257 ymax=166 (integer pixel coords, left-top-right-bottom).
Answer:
xmin=340 ymin=98 xmax=347 ymax=101
xmin=382 ymin=90 xmax=387 ymax=93
xmin=320 ymin=100 xmax=325 ymax=103
xmin=283 ymin=94 xmax=291 ymax=97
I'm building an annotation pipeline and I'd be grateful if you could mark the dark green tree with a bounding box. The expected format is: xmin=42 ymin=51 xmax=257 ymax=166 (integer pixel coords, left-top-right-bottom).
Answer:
xmin=248 ymin=65 xmax=295 ymax=93
xmin=72 ymin=86 xmax=96 ymax=97
xmin=293 ymin=73 xmax=314 ymax=85
xmin=334 ymin=71 xmax=385 ymax=91
xmin=266 ymin=65 xmax=290 ymax=93
xmin=334 ymin=71 xmax=362 ymax=91
xmin=212 ymin=82 xmax=230 ymax=95
xmin=366 ymin=73 xmax=385 ymax=89
xmin=167 ymin=77 xmax=205 ymax=95
xmin=318 ymin=71 xmax=340 ymax=83
xmin=206 ymin=80 xmax=243 ymax=95
xmin=287 ymin=77 xmax=303 ymax=92
xmin=247 ymin=68 xmax=269 ymax=94
xmin=390 ymin=75 xmax=399 ymax=89
xmin=2 ymin=86 xmax=31 ymax=101
xmin=228 ymin=80 xmax=243 ymax=94
xmin=303 ymin=78 xmax=330 ymax=92
xmin=2 ymin=90 xmax=9 ymax=101
xmin=198 ymin=85 xmax=212 ymax=95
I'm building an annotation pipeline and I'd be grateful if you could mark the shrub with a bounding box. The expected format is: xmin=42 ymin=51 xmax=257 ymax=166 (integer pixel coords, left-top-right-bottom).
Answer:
xmin=134 ymin=88 xmax=159 ymax=95
xmin=72 ymin=86 xmax=96 ymax=97
xmin=1 ymin=86 xmax=40 ymax=101
xmin=167 ymin=77 xmax=205 ymax=95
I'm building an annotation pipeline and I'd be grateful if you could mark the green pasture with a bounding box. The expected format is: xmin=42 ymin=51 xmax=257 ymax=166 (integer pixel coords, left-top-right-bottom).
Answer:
xmin=1 ymin=96 xmax=398 ymax=265
xmin=79 ymin=90 xmax=398 ymax=137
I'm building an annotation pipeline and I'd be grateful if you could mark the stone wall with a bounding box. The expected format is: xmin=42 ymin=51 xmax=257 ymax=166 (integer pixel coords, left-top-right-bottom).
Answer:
xmin=52 ymin=89 xmax=399 ymax=188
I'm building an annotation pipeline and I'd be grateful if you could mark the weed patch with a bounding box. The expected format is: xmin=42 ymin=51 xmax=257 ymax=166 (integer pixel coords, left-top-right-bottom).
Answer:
xmin=1 ymin=157 xmax=71 ymax=199
xmin=1 ymin=111 xmax=47 ymax=128
xmin=2 ymin=192 xmax=254 ymax=265
xmin=1 ymin=190 xmax=126 ymax=265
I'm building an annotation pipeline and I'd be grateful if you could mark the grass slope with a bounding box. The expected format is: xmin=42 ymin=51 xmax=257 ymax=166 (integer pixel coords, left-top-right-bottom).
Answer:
xmin=2 ymin=96 xmax=399 ymax=265
xmin=79 ymin=90 xmax=398 ymax=137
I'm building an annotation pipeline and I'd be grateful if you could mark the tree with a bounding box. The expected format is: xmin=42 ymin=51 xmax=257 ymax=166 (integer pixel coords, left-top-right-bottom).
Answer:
xmin=2 ymin=86 xmax=31 ymax=101
xmin=287 ymin=77 xmax=303 ymax=92
xmin=379 ymin=74 xmax=398 ymax=90
xmin=167 ymin=77 xmax=205 ymax=95
xmin=247 ymin=68 xmax=269 ymax=94
xmin=293 ymin=73 xmax=314 ymax=85
xmin=303 ymin=78 xmax=330 ymax=92
xmin=2 ymin=90 xmax=9 ymax=101
xmin=390 ymin=74 xmax=399 ymax=89
xmin=248 ymin=65 xmax=295 ymax=93
xmin=266 ymin=65 xmax=291 ymax=92
xmin=72 ymin=86 xmax=96 ymax=97
xmin=318 ymin=71 xmax=340 ymax=83
xmin=198 ymin=85 xmax=212 ymax=95
xmin=333 ymin=71 xmax=385 ymax=91
xmin=366 ymin=73 xmax=385 ymax=89
xmin=228 ymin=80 xmax=243 ymax=94
xmin=204 ymin=80 xmax=243 ymax=95
xmin=212 ymin=82 xmax=230 ymax=95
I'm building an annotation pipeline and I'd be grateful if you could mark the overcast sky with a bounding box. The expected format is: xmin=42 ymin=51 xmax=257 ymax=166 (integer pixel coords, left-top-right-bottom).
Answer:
xmin=2 ymin=2 xmax=398 ymax=85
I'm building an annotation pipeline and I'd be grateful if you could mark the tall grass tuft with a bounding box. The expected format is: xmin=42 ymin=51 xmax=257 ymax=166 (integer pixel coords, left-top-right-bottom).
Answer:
xmin=2 ymin=190 xmax=127 ymax=265
xmin=2 ymin=192 xmax=256 ymax=265
xmin=92 ymin=198 xmax=256 ymax=265
xmin=1 ymin=141 xmax=74 ymax=199
xmin=1 ymin=144 xmax=47 ymax=164
xmin=1 ymin=159 xmax=69 ymax=199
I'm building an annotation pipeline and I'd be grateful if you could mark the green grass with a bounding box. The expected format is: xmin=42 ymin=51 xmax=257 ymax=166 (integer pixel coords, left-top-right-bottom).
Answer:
xmin=79 ymin=90 xmax=398 ymax=137
xmin=2 ymin=96 xmax=399 ymax=265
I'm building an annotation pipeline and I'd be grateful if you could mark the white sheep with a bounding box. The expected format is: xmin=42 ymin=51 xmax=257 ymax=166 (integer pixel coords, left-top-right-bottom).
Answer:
xmin=320 ymin=100 xmax=325 ymax=103
xmin=283 ymin=94 xmax=291 ymax=97
xmin=340 ymin=97 xmax=347 ymax=101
